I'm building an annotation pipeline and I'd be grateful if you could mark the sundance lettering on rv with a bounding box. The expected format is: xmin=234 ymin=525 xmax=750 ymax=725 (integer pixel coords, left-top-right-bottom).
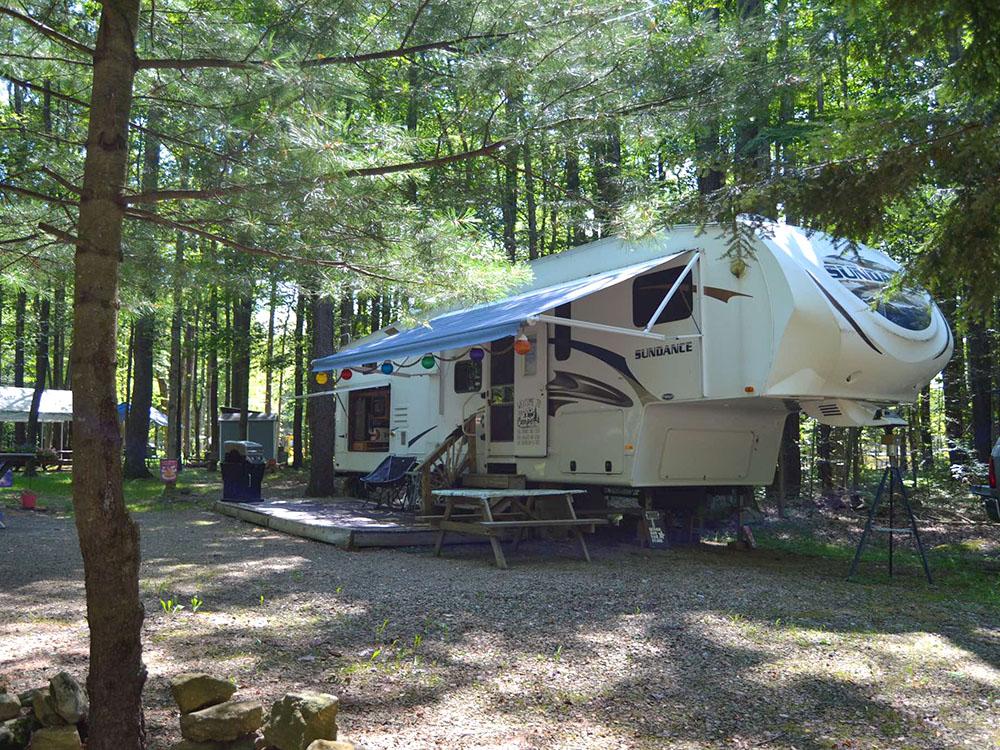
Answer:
xmin=824 ymin=261 xmax=893 ymax=284
xmin=634 ymin=341 xmax=694 ymax=360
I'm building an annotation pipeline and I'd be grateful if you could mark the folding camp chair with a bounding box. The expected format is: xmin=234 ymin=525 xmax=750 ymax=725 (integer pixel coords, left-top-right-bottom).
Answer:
xmin=360 ymin=455 xmax=418 ymax=511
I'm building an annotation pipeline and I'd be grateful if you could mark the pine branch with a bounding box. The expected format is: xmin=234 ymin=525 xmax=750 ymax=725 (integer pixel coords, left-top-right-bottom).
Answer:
xmin=0 ymin=182 xmax=77 ymax=207
xmin=122 ymin=206 xmax=413 ymax=283
xmin=136 ymin=57 xmax=264 ymax=71
xmin=0 ymin=6 xmax=94 ymax=57
xmin=0 ymin=233 xmax=41 ymax=245
xmin=123 ymin=139 xmax=509 ymax=203
xmin=0 ymin=51 xmax=92 ymax=66
xmin=399 ymin=0 xmax=432 ymax=49
xmin=0 ymin=71 xmax=250 ymax=164
xmin=136 ymin=31 xmax=511 ymax=71
xmin=40 ymin=167 xmax=82 ymax=195
xmin=0 ymin=126 xmax=86 ymax=148
xmin=38 ymin=222 xmax=80 ymax=246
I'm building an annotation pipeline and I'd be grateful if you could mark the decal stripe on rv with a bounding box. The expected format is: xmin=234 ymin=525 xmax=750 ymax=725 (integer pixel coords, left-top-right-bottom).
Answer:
xmin=806 ymin=272 xmax=883 ymax=355
xmin=407 ymin=425 xmax=437 ymax=447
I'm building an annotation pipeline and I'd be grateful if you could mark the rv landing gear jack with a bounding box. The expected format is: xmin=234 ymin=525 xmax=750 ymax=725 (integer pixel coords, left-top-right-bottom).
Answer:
xmin=848 ymin=428 xmax=932 ymax=583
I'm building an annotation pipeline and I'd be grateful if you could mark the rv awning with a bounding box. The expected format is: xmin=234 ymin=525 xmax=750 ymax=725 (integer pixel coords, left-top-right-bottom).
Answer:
xmin=311 ymin=254 xmax=678 ymax=372
xmin=0 ymin=386 xmax=73 ymax=423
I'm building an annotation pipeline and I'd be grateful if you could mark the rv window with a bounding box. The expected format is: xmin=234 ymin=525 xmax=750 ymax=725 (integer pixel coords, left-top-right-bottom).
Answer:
xmin=454 ymin=360 xmax=482 ymax=394
xmin=348 ymin=387 xmax=390 ymax=452
xmin=632 ymin=268 xmax=693 ymax=327
xmin=554 ymin=303 xmax=571 ymax=361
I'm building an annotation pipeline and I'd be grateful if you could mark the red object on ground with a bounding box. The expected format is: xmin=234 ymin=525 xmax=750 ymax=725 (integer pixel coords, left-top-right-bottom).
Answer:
xmin=20 ymin=490 xmax=37 ymax=510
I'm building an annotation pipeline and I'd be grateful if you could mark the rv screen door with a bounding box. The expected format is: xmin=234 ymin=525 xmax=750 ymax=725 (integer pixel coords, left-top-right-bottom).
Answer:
xmin=513 ymin=321 xmax=548 ymax=457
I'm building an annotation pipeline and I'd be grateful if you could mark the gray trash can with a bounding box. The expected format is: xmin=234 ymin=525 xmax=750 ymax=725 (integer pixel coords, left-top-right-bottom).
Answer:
xmin=221 ymin=440 xmax=266 ymax=502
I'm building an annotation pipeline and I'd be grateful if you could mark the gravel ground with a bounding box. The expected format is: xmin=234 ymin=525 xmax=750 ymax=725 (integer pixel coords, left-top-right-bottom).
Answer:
xmin=1 ymin=504 xmax=998 ymax=749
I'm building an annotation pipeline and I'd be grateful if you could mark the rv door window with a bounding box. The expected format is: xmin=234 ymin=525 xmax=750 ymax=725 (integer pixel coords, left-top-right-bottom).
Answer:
xmin=489 ymin=336 xmax=515 ymax=442
xmin=348 ymin=387 xmax=390 ymax=452
xmin=454 ymin=360 xmax=482 ymax=393
xmin=632 ymin=267 xmax=693 ymax=327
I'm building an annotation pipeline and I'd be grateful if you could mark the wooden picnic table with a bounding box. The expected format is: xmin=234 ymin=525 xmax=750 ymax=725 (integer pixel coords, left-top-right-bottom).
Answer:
xmin=428 ymin=488 xmax=606 ymax=569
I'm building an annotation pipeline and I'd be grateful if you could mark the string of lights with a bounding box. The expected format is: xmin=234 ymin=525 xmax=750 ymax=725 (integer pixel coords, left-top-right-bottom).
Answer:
xmin=315 ymin=333 xmax=532 ymax=385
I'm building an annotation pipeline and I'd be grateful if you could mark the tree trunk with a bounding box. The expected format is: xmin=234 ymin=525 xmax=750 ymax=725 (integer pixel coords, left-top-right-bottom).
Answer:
xmin=232 ymin=296 xmax=253 ymax=439
xmin=770 ymin=411 xmax=800 ymax=512
xmin=223 ymin=297 xmax=232 ymax=408
xmin=193 ymin=317 xmax=202 ymax=462
xmin=181 ymin=317 xmax=195 ymax=460
xmin=53 ymin=285 xmax=66 ymax=388
xmin=274 ymin=303 xmax=291 ymax=462
xmin=207 ymin=286 xmax=220 ymax=471
xmin=565 ymin=143 xmax=586 ymax=247
xmin=817 ymin=424 xmax=834 ymax=491
xmin=339 ymin=294 xmax=353 ymax=346
xmin=307 ymin=292 xmax=336 ymax=496
xmin=0 ymin=290 xmax=5 ymax=447
xmin=523 ymin=137 xmax=539 ymax=260
xmin=124 ymin=323 xmax=134 ymax=409
xmin=264 ymin=276 xmax=277 ymax=414
xmin=123 ymin=107 xmax=160 ymax=479
xmin=167 ymin=233 xmax=184 ymax=463
xmin=590 ymin=121 xmax=621 ymax=237
xmin=696 ymin=7 xmax=725 ymax=196
xmin=940 ymin=297 xmax=966 ymax=467
xmin=123 ymin=314 xmax=155 ymax=478
xmin=14 ymin=289 xmax=26 ymax=446
xmin=292 ymin=289 xmax=305 ymax=469
xmin=70 ymin=2 xmax=146 ymax=747
xmin=919 ymin=383 xmax=933 ymax=468
xmin=501 ymin=154 xmax=518 ymax=261
xmin=968 ymin=313 xmax=992 ymax=464
xmin=26 ymin=296 xmax=51 ymax=468
xmin=782 ymin=412 xmax=802 ymax=500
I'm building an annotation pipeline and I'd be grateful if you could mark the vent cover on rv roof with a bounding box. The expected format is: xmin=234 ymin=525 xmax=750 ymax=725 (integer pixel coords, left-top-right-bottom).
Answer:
xmin=801 ymin=399 xmax=907 ymax=428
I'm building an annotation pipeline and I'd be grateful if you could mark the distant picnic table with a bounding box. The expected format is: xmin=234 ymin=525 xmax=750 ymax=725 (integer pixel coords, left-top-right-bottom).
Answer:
xmin=0 ymin=452 xmax=36 ymax=477
xmin=428 ymin=488 xmax=605 ymax=569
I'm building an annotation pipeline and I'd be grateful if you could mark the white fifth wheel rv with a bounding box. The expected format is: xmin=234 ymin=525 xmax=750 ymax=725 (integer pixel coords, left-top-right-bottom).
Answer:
xmin=312 ymin=221 xmax=952 ymax=497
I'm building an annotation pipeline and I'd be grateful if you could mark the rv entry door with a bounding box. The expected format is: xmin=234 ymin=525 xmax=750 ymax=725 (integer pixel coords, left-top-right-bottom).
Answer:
xmin=513 ymin=322 xmax=548 ymax=457
xmin=486 ymin=336 xmax=516 ymax=459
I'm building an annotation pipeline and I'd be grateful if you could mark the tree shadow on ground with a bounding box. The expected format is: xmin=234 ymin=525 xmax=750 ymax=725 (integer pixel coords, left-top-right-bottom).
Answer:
xmin=2 ymin=508 xmax=997 ymax=748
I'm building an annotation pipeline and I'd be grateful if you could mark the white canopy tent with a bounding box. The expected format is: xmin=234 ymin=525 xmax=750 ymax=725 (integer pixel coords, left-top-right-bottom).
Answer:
xmin=0 ymin=386 xmax=73 ymax=423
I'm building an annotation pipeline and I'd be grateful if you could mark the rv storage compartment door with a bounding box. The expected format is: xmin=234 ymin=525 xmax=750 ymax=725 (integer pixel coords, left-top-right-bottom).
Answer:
xmin=659 ymin=428 xmax=755 ymax=481
xmin=513 ymin=321 xmax=549 ymax=457
xmin=557 ymin=406 xmax=624 ymax=474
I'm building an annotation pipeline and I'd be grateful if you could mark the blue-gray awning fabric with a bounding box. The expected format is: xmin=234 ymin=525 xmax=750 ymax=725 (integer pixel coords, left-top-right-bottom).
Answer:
xmin=117 ymin=403 xmax=169 ymax=427
xmin=311 ymin=254 xmax=677 ymax=372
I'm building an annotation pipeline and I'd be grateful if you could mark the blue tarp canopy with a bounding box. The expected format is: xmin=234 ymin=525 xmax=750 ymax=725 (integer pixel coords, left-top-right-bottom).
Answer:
xmin=117 ymin=403 xmax=169 ymax=427
xmin=311 ymin=254 xmax=675 ymax=372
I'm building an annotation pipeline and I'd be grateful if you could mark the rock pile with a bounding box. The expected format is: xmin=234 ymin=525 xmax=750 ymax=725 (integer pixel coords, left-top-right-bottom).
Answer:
xmin=168 ymin=674 xmax=355 ymax=750
xmin=170 ymin=673 xmax=261 ymax=748
xmin=0 ymin=672 xmax=87 ymax=750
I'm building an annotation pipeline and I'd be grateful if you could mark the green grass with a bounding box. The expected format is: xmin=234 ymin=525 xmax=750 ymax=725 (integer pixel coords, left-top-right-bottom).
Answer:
xmin=754 ymin=527 xmax=1000 ymax=607
xmin=0 ymin=467 xmax=223 ymax=514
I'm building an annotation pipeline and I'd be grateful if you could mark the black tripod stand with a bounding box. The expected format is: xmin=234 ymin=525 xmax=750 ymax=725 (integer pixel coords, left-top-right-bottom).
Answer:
xmin=848 ymin=430 xmax=932 ymax=583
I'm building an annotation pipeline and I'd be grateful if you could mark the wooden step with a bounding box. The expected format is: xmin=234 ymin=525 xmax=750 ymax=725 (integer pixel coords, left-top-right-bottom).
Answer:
xmin=462 ymin=473 xmax=527 ymax=489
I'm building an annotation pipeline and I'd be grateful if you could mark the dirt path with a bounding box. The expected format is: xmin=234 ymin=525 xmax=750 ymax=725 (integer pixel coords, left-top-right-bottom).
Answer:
xmin=1 ymin=505 xmax=997 ymax=749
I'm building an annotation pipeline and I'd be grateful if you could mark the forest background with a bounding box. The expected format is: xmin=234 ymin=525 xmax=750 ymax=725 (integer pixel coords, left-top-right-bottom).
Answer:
xmin=2 ymin=0 xmax=999 ymax=497
xmin=2 ymin=0 xmax=1000 ymax=745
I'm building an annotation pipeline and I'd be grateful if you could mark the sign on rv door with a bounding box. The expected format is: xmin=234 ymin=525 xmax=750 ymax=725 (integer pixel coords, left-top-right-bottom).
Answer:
xmin=514 ymin=322 xmax=548 ymax=457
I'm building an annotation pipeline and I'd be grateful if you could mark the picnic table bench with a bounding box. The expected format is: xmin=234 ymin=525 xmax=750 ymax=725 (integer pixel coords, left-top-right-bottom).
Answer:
xmin=427 ymin=488 xmax=606 ymax=569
